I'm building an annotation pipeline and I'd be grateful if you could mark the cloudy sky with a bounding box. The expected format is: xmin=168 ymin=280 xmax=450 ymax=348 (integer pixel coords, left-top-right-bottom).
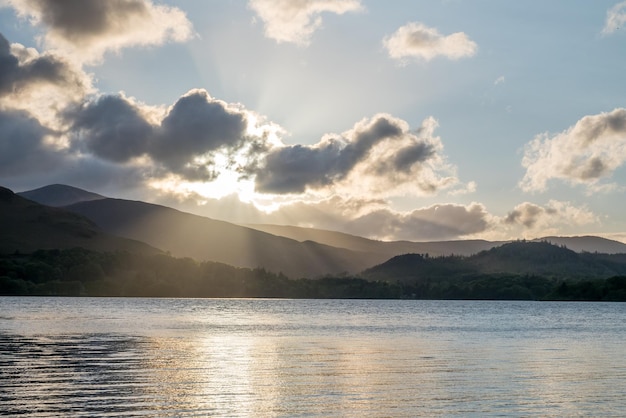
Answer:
xmin=1 ymin=0 xmax=626 ymax=242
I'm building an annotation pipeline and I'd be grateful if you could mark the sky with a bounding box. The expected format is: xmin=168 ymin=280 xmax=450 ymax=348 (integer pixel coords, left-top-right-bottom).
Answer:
xmin=1 ymin=0 xmax=626 ymax=242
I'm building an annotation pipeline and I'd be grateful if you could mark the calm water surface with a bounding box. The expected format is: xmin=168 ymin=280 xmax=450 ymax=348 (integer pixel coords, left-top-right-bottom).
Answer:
xmin=1 ymin=297 xmax=625 ymax=417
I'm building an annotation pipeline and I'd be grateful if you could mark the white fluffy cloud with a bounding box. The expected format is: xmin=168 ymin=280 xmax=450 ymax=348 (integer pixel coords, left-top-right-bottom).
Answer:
xmin=603 ymin=1 xmax=626 ymax=35
xmin=248 ymin=0 xmax=362 ymax=45
xmin=520 ymin=108 xmax=626 ymax=193
xmin=4 ymin=0 xmax=194 ymax=63
xmin=504 ymin=200 xmax=598 ymax=238
xmin=383 ymin=22 xmax=477 ymax=62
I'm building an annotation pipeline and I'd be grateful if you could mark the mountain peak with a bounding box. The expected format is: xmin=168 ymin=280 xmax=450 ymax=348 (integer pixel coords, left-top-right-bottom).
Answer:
xmin=18 ymin=184 xmax=105 ymax=207
xmin=0 ymin=186 xmax=15 ymax=201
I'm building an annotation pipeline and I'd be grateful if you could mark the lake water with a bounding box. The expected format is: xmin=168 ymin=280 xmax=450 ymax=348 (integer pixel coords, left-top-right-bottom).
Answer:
xmin=1 ymin=297 xmax=625 ymax=417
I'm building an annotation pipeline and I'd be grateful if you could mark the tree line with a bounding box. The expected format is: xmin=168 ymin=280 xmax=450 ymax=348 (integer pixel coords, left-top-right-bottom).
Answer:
xmin=1 ymin=248 xmax=626 ymax=300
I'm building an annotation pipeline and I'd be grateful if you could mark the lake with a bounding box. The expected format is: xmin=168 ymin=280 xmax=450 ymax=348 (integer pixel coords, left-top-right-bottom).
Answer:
xmin=1 ymin=297 xmax=625 ymax=417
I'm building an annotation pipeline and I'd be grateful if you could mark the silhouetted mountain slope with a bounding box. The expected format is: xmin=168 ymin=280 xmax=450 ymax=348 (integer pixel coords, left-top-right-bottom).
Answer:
xmin=0 ymin=186 xmax=157 ymax=255
xmin=470 ymin=241 xmax=617 ymax=277
xmin=363 ymin=241 xmax=626 ymax=282
xmin=533 ymin=236 xmax=626 ymax=254
xmin=363 ymin=253 xmax=474 ymax=282
xmin=64 ymin=198 xmax=384 ymax=278
xmin=246 ymin=223 xmax=503 ymax=257
xmin=18 ymin=184 xmax=105 ymax=207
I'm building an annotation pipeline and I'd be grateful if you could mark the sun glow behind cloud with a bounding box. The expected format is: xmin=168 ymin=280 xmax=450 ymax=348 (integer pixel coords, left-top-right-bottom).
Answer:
xmin=1 ymin=1 xmax=624 ymax=241
xmin=149 ymin=154 xmax=255 ymax=202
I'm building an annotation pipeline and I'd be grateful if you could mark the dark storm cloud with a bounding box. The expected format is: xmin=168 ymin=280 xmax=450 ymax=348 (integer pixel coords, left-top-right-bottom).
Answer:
xmin=0 ymin=33 xmax=85 ymax=97
xmin=0 ymin=108 xmax=61 ymax=176
xmin=254 ymin=114 xmax=404 ymax=193
xmin=67 ymin=95 xmax=153 ymax=163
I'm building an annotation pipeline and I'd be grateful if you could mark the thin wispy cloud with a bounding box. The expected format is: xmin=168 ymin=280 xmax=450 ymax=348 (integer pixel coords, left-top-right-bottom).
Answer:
xmin=603 ymin=1 xmax=626 ymax=35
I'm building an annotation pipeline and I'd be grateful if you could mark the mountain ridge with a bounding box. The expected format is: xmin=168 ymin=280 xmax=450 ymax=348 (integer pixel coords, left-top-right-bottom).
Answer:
xmin=18 ymin=184 xmax=105 ymax=207
xmin=16 ymin=184 xmax=626 ymax=279
xmin=63 ymin=197 xmax=385 ymax=278
xmin=363 ymin=240 xmax=626 ymax=283
xmin=0 ymin=186 xmax=158 ymax=255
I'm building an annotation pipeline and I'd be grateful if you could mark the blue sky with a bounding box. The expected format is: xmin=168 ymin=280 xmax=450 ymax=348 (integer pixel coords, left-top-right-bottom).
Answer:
xmin=1 ymin=0 xmax=626 ymax=242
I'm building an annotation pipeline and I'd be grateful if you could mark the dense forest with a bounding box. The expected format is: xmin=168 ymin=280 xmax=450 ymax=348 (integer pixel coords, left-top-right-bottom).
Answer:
xmin=2 ymin=247 xmax=626 ymax=301
xmin=0 ymin=249 xmax=400 ymax=299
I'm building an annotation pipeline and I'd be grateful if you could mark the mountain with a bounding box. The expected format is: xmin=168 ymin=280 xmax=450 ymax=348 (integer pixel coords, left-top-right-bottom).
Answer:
xmin=18 ymin=184 xmax=626 ymax=277
xmin=469 ymin=240 xmax=618 ymax=277
xmin=533 ymin=236 xmax=626 ymax=254
xmin=64 ymin=198 xmax=384 ymax=278
xmin=246 ymin=223 xmax=503 ymax=257
xmin=18 ymin=184 xmax=106 ymax=207
xmin=363 ymin=240 xmax=626 ymax=283
xmin=0 ymin=186 xmax=157 ymax=255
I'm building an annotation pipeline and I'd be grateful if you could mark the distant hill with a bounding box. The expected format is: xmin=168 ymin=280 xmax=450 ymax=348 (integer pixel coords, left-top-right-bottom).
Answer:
xmin=533 ymin=236 xmax=626 ymax=254
xmin=470 ymin=240 xmax=618 ymax=277
xmin=18 ymin=184 xmax=105 ymax=207
xmin=17 ymin=184 xmax=626 ymax=278
xmin=64 ymin=198 xmax=385 ymax=278
xmin=246 ymin=223 xmax=503 ymax=257
xmin=363 ymin=240 xmax=626 ymax=283
xmin=0 ymin=186 xmax=157 ymax=255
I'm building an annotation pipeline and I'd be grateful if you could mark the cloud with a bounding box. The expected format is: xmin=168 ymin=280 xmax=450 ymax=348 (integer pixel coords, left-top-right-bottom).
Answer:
xmin=0 ymin=33 xmax=83 ymax=97
xmin=0 ymin=108 xmax=62 ymax=177
xmin=603 ymin=1 xmax=626 ymax=35
xmin=248 ymin=0 xmax=362 ymax=46
xmin=346 ymin=202 xmax=492 ymax=241
xmin=155 ymin=186 xmax=494 ymax=241
xmin=504 ymin=200 xmax=598 ymax=237
xmin=520 ymin=108 xmax=626 ymax=193
xmin=65 ymin=94 xmax=155 ymax=163
xmin=153 ymin=90 xmax=249 ymax=175
xmin=383 ymin=22 xmax=477 ymax=62
xmin=65 ymin=89 xmax=253 ymax=181
xmin=254 ymin=114 xmax=403 ymax=193
xmin=252 ymin=114 xmax=462 ymax=197
xmin=0 ymin=33 xmax=90 ymax=123
xmin=4 ymin=0 xmax=194 ymax=63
